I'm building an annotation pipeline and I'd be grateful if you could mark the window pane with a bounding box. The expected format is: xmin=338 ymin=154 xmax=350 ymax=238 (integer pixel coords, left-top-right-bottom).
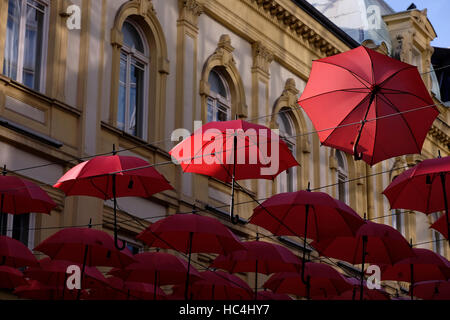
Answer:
xmin=23 ymin=2 xmax=44 ymax=90
xmin=217 ymin=103 xmax=228 ymax=122
xmin=117 ymin=58 xmax=127 ymax=131
xmin=0 ymin=212 xmax=8 ymax=236
xmin=208 ymin=70 xmax=227 ymax=98
xmin=3 ymin=0 xmax=21 ymax=80
xmin=122 ymin=21 xmax=144 ymax=53
xmin=128 ymin=61 xmax=144 ymax=137
xmin=12 ymin=213 xmax=29 ymax=246
xmin=207 ymin=98 xmax=214 ymax=123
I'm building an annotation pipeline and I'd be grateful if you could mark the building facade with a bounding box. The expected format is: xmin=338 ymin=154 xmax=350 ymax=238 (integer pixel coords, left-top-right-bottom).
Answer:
xmin=0 ymin=0 xmax=448 ymax=298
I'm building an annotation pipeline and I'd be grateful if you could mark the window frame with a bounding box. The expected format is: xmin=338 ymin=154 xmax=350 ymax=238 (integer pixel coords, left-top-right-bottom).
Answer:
xmin=0 ymin=212 xmax=35 ymax=249
xmin=277 ymin=109 xmax=297 ymax=193
xmin=336 ymin=151 xmax=349 ymax=204
xmin=3 ymin=0 xmax=49 ymax=92
xmin=117 ymin=19 xmax=149 ymax=139
xmin=207 ymin=69 xmax=231 ymax=122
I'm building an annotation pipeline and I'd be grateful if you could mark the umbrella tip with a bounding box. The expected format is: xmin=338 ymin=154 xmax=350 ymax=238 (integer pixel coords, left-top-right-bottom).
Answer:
xmin=2 ymin=165 xmax=6 ymax=176
xmin=112 ymin=144 xmax=117 ymax=156
xmin=438 ymin=150 xmax=442 ymax=158
xmin=307 ymin=182 xmax=311 ymax=192
xmin=88 ymin=218 xmax=92 ymax=228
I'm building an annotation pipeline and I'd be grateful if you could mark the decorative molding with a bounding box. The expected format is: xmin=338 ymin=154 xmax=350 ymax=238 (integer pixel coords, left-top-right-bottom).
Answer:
xmin=252 ymin=41 xmax=274 ymax=76
xmin=178 ymin=0 xmax=204 ymax=27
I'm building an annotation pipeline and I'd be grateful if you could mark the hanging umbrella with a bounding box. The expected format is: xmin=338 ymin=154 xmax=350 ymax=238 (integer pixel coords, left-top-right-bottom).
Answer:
xmin=381 ymin=248 xmax=450 ymax=300
xmin=171 ymin=270 xmax=252 ymax=300
xmin=383 ymin=155 xmax=450 ymax=244
xmin=343 ymin=277 xmax=391 ymax=300
xmin=136 ymin=213 xmax=244 ymax=300
xmin=410 ymin=280 xmax=450 ymax=300
xmin=210 ymin=240 xmax=302 ymax=300
xmin=0 ymin=266 xmax=27 ymax=289
xmin=108 ymin=251 xmax=203 ymax=300
xmin=249 ymin=188 xmax=364 ymax=296
xmin=53 ymin=149 xmax=173 ymax=249
xmin=34 ymin=225 xmax=136 ymax=299
xmin=14 ymin=280 xmax=82 ymax=300
xmin=0 ymin=165 xmax=56 ymax=217
xmin=311 ymin=221 xmax=415 ymax=300
xmin=0 ymin=235 xmax=38 ymax=267
xmin=255 ymin=290 xmax=292 ymax=300
xmin=169 ymin=119 xmax=298 ymax=223
xmin=24 ymin=258 xmax=107 ymax=291
xmin=298 ymin=45 xmax=439 ymax=165
xmin=431 ymin=214 xmax=448 ymax=240
xmin=263 ymin=263 xmax=352 ymax=300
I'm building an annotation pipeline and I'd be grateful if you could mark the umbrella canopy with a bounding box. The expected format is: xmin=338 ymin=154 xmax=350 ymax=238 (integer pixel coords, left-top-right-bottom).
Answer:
xmin=0 ymin=266 xmax=27 ymax=289
xmin=136 ymin=214 xmax=244 ymax=255
xmin=431 ymin=214 xmax=448 ymax=240
xmin=34 ymin=227 xmax=136 ymax=268
xmin=0 ymin=175 xmax=56 ymax=215
xmin=249 ymin=190 xmax=364 ymax=241
xmin=171 ymin=270 xmax=252 ymax=300
xmin=169 ymin=119 xmax=299 ymax=183
xmin=14 ymin=280 xmax=82 ymax=300
xmin=0 ymin=235 xmax=38 ymax=267
xmin=410 ymin=280 xmax=450 ymax=300
xmin=381 ymin=248 xmax=450 ymax=282
xmin=24 ymin=258 xmax=108 ymax=288
xmin=210 ymin=240 xmax=302 ymax=274
xmin=263 ymin=263 xmax=352 ymax=300
xmin=311 ymin=221 xmax=415 ymax=266
xmin=298 ymin=45 xmax=438 ymax=165
xmin=344 ymin=278 xmax=391 ymax=300
xmin=108 ymin=252 xmax=203 ymax=285
xmin=255 ymin=290 xmax=292 ymax=300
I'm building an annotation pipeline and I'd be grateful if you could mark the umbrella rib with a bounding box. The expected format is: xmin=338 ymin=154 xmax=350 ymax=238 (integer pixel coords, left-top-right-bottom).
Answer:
xmin=182 ymin=138 xmax=217 ymax=173
xmin=380 ymin=88 xmax=435 ymax=106
xmin=426 ymin=173 xmax=439 ymax=213
xmin=299 ymin=88 xmax=369 ymax=104
xmin=377 ymin=93 xmax=421 ymax=153
xmin=89 ymin=178 xmax=109 ymax=200
xmin=377 ymin=66 xmax=417 ymax=88
xmin=314 ymin=61 xmax=371 ymax=88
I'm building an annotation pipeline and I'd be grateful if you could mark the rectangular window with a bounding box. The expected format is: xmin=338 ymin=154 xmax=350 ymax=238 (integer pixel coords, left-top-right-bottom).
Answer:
xmin=0 ymin=213 xmax=32 ymax=246
xmin=3 ymin=0 xmax=47 ymax=91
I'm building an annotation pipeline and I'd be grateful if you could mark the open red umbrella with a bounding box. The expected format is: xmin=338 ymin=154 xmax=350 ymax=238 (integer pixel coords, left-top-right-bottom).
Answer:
xmin=255 ymin=290 xmax=292 ymax=300
xmin=108 ymin=251 xmax=203 ymax=300
xmin=343 ymin=277 xmax=390 ymax=300
xmin=0 ymin=266 xmax=27 ymax=289
xmin=170 ymin=119 xmax=298 ymax=223
xmin=381 ymin=248 xmax=450 ymax=299
xmin=0 ymin=235 xmax=38 ymax=267
xmin=249 ymin=189 xmax=364 ymax=296
xmin=53 ymin=150 xmax=173 ymax=249
xmin=311 ymin=221 xmax=415 ymax=300
xmin=431 ymin=214 xmax=448 ymax=240
xmin=14 ymin=280 xmax=83 ymax=300
xmin=137 ymin=213 xmax=244 ymax=300
xmin=263 ymin=263 xmax=352 ymax=300
xmin=89 ymin=276 xmax=166 ymax=300
xmin=210 ymin=240 xmax=302 ymax=299
xmin=410 ymin=280 xmax=450 ymax=300
xmin=383 ymin=155 xmax=450 ymax=243
xmin=298 ymin=45 xmax=438 ymax=165
xmin=171 ymin=270 xmax=252 ymax=300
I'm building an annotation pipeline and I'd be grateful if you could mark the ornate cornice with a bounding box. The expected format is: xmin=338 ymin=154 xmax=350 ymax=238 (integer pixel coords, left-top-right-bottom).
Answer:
xmin=248 ymin=0 xmax=340 ymax=56
xmin=252 ymin=41 xmax=274 ymax=76
xmin=178 ymin=0 xmax=204 ymax=28
xmin=429 ymin=125 xmax=450 ymax=150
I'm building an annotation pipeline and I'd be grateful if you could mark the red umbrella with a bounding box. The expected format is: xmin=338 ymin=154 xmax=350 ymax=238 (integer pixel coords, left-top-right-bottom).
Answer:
xmin=263 ymin=263 xmax=352 ymax=300
xmin=210 ymin=240 xmax=302 ymax=299
xmin=298 ymin=45 xmax=438 ymax=165
xmin=53 ymin=151 xmax=173 ymax=249
xmin=381 ymin=248 xmax=450 ymax=299
xmin=0 ymin=235 xmax=38 ymax=267
xmin=108 ymin=251 xmax=203 ymax=299
xmin=170 ymin=119 xmax=298 ymax=223
xmin=410 ymin=280 xmax=450 ymax=300
xmin=311 ymin=221 xmax=415 ymax=300
xmin=25 ymin=258 xmax=107 ymax=289
xmin=171 ymin=270 xmax=252 ymax=300
xmin=34 ymin=226 xmax=136 ymax=299
xmin=0 ymin=266 xmax=27 ymax=288
xmin=14 ymin=280 xmax=82 ymax=300
xmin=0 ymin=167 xmax=56 ymax=215
xmin=255 ymin=290 xmax=292 ymax=300
xmin=249 ymin=189 xmax=364 ymax=294
xmin=89 ymin=276 xmax=166 ymax=300
xmin=344 ymin=278 xmax=390 ymax=300
xmin=383 ymin=155 xmax=450 ymax=243
xmin=137 ymin=213 xmax=244 ymax=299
xmin=431 ymin=214 xmax=448 ymax=240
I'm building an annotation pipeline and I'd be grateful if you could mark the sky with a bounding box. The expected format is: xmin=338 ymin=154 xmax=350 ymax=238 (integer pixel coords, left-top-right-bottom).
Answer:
xmin=384 ymin=0 xmax=450 ymax=48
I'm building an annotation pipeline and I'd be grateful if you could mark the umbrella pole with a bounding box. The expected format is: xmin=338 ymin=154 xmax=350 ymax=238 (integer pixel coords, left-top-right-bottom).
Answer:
xmin=360 ymin=235 xmax=367 ymax=301
xmin=77 ymin=244 xmax=89 ymax=300
xmin=439 ymin=173 xmax=450 ymax=245
xmin=112 ymin=173 xmax=126 ymax=251
xmin=230 ymin=134 xmax=239 ymax=224
xmin=410 ymin=264 xmax=414 ymax=300
xmin=184 ymin=232 xmax=193 ymax=300
xmin=306 ymin=275 xmax=311 ymax=300
xmin=301 ymin=203 xmax=310 ymax=284
xmin=353 ymin=92 xmax=377 ymax=161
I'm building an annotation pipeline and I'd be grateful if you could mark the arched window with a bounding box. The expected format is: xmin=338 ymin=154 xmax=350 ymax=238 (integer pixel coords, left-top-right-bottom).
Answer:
xmin=277 ymin=109 xmax=296 ymax=192
xmin=117 ymin=20 xmax=149 ymax=137
xmin=336 ymin=150 xmax=348 ymax=203
xmin=207 ymin=68 xmax=231 ymax=122
xmin=391 ymin=208 xmax=404 ymax=235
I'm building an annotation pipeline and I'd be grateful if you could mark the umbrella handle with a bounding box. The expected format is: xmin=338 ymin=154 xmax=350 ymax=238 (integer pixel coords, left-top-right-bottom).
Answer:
xmin=231 ymin=214 xmax=240 ymax=225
